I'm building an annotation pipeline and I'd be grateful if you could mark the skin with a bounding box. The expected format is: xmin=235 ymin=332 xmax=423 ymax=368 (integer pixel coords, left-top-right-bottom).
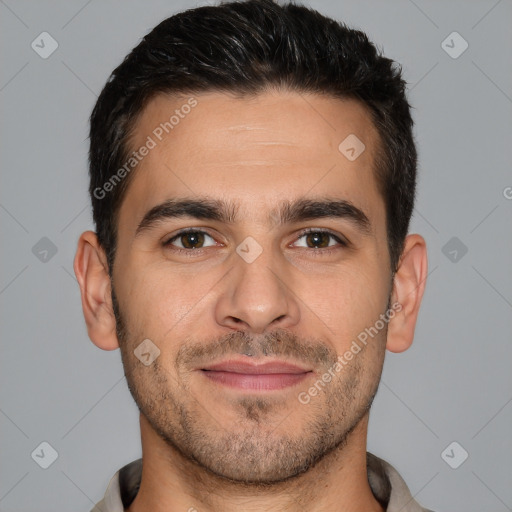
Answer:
xmin=74 ymin=90 xmax=427 ymax=512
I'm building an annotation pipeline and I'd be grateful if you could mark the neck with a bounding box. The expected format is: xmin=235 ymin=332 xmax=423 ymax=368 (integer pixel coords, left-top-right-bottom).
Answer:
xmin=126 ymin=413 xmax=384 ymax=512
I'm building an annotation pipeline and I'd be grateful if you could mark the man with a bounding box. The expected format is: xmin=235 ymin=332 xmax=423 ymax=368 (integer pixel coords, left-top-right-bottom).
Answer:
xmin=74 ymin=0 xmax=432 ymax=510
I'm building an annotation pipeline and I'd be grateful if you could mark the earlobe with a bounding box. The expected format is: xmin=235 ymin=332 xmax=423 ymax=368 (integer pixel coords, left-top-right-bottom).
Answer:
xmin=73 ymin=231 xmax=120 ymax=351
xmin=386 ymin=234 xmax=428 ymax=353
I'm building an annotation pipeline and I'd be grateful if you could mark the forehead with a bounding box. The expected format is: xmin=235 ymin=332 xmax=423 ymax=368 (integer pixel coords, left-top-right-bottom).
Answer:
xmin=118 ymin=90 xmax=383 ymax=231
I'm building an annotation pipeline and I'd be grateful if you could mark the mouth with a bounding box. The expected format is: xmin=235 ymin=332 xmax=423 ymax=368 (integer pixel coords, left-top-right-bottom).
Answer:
xmin=198 ymin=358 xmax=314 ymax=391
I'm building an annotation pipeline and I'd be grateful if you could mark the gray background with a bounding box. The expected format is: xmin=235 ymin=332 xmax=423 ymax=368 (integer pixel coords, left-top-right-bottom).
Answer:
xmin=1 ymin=0 xmax=511 ymax=511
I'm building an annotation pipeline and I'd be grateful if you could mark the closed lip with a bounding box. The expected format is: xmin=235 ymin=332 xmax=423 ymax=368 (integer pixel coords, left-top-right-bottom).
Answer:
xmin=199 ymin=359 xmax=312 ymax=374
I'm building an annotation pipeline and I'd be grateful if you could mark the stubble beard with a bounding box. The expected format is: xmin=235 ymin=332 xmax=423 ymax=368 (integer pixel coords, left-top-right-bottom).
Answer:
xmin=112 ymin=288 xmax=385 ymax=485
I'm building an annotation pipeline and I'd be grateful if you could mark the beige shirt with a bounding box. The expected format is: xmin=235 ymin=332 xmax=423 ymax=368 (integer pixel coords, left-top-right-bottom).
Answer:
xmin=91 ymin=452 xmax=435 ymax=511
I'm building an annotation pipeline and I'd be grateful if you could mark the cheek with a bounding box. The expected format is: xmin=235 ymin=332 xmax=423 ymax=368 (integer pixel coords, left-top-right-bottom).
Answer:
xmin=119 ymin=260 xmax=219 ymax=342
xmin=303 ymin=261 xmax=389 ymax=347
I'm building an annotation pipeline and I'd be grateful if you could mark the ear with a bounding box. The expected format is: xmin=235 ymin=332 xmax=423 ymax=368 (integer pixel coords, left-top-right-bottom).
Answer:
xmin=386 ymin=234 xmax=428 ymax=353
xmin=73 ymin=231 xmax=120 ymax=351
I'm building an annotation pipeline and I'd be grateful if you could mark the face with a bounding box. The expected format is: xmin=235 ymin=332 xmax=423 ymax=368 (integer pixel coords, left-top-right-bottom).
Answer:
xmin=111 ymin=90 xmax=392 ymax=483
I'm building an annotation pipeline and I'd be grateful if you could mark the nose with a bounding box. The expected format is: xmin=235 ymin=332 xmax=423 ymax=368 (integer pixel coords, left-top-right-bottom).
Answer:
xmin=214 ymin=243 xmax=301 ymax=334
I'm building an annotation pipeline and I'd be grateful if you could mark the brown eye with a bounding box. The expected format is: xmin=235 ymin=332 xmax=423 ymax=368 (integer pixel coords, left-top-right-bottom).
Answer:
xmin=305 ymin=231 xmax=331 ymax=248
xmin=293 ymin=229 xmax=346 ymax=250
xmin=164 ymin=230 xmax=216 ymax=250
xmin=179 ymin=231 xmax=205 ymax=249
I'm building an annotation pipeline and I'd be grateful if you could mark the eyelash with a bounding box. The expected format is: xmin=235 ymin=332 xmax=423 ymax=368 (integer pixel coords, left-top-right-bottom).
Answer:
xmin=162 ymin=227 xmax=348 ymax=256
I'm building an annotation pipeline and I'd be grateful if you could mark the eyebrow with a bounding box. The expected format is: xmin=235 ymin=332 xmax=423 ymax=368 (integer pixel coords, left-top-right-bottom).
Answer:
xmin=134 ymin=196 xmax=372 ymax=237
